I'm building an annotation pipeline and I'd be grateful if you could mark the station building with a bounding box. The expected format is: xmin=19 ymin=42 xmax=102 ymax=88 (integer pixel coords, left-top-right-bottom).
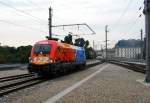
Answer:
xmin=115 ymin=39 xmax=143 ymax=59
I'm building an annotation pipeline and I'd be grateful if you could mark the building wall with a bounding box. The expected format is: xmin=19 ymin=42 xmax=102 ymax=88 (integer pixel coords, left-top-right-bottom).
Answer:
xmin=115 ymin=47 xmax=141 ymax=59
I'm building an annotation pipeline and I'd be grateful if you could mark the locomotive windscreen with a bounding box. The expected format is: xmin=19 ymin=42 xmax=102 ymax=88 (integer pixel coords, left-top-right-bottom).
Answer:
xmin=34 ymin=44 xmax=51 ymax=54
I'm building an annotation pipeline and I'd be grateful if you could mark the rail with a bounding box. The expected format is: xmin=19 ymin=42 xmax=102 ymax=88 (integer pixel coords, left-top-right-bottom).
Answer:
xmin=0 ymin=74 xmax=44 ymax=97
xmin=109 ymin=60 xmax=146 ymax=74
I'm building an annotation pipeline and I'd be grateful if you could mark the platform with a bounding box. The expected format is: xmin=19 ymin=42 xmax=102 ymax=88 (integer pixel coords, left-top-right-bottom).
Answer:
xmin=45 ymin=64 xmax=150 ymax=103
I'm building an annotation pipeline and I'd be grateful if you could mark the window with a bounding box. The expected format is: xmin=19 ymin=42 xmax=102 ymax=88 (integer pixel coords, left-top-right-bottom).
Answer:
xmin=34 ymin=44 xmax=51 ymax=54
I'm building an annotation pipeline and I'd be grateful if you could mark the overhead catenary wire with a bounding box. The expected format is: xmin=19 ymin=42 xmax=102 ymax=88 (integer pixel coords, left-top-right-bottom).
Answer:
xmin=112 ymin=0 xmax=144 ymax=36
xmin=0 ymin=19 xmax=48 ymax=34
xmin=25 ymin=0 xmax=44 ymax=10
xmin=129 ymin=13 xmax=142 ymax=30
xmin=52 ymin=23 xmax=96 ymax=35
xmin=114 ymin=4 xmax=143 ymax=38
xmin=123 ymin=5 xmax=143 ymax=36
xmin=113 ymin=0 xmax=133 ymax=30
xmin=0 ymin=1 xmax=47 ymax=25
xmin=127 ymin=14 xmax=143 ymax=35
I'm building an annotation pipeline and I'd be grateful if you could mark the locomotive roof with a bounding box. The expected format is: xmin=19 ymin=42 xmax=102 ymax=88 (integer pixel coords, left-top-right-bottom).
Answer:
xmin=35 ymin=40 xmax=58 ymax=44
xmin=35 ymin=40 xmax=84 ymax=50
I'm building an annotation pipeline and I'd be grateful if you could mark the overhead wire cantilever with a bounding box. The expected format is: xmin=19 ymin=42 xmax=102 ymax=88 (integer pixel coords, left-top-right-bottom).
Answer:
xmin=52 ymin=23 xmax=96 ymax=35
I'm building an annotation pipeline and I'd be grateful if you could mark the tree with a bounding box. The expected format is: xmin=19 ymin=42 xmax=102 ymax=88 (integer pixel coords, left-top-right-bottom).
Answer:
xmin=84 ymin=40 xmax=89 ymax=48
xmin=64 ymin=34 xmax=73 ymax=44
xmin=0 ymin=45 xmax=33 ymax=63
xmin=17 ymin=45 xmax=32 ymax=63
xmin=74 ymin=38 xmax=85 ymax=47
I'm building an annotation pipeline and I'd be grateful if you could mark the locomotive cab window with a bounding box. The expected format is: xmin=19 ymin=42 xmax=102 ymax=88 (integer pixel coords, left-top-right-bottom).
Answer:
xmin=34 ymin=44 xmax=51 ymax=54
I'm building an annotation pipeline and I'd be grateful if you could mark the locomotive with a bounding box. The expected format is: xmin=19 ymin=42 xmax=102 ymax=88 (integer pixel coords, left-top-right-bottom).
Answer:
xmin=28 ymin=40 xmax=86 ymax=76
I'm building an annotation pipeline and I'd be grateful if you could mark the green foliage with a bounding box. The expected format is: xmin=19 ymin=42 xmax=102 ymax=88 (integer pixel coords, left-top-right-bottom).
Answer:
xmin=84 ymin=40 xmax=89 ymax=48
xmin=85 ymin=47 xmax=96 ymax=59
xmin=17 ymin=46 xmax=32 ymax=63
xmin=64 ymin=34 xmax=73 ymax=44
xmin=74 ymin=38 xmax=90 ymax=48
xmin=0 ymin=45 xmax=32 ymax=63
xmin=74 ymin=38 xmax=85 ymax=47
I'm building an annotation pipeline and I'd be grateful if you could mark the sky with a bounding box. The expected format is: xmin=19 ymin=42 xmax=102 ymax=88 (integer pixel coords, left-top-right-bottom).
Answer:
xmin=0 ymin=0 xmax=144 ymax=49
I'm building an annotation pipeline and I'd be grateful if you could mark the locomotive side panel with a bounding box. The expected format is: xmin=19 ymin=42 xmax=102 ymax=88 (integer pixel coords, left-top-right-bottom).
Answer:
xmin=75 ymin=47 xmax=86 ymax=65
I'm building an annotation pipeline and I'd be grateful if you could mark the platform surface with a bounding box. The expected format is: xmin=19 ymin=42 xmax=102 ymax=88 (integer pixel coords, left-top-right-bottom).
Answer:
xmin=49 ymin=64 xmax=150 ymax=103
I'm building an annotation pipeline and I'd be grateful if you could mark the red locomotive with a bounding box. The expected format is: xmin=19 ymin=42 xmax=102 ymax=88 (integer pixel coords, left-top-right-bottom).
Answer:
xmin=28 ymin=40 xmax=86 ymax=76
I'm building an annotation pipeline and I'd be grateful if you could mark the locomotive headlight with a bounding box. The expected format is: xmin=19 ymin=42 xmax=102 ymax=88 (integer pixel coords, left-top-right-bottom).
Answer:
xmin=45 ymin=57 xmax=50 ymax=62
xmin=48 ymin=58 xmax=53 ymax=63
xmin=50 ymin=59 xmax=53 ymax=63
xmin=44 ymin=57 xmax=52 ymax=63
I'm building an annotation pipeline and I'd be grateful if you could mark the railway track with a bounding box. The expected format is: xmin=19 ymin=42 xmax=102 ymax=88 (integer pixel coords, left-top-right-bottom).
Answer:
xmin=109 ymin=60 xmax=146 ymax=73
xmin=0 ymin=74 xmax=44 ymax=97
xmin=0 ymin=73 xmax=35 ymax=82
xmin=0 ymin=61 xmax=101 ymax=97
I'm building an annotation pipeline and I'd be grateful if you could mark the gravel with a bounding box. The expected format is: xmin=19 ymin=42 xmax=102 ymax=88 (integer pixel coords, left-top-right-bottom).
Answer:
xmin=0 ymin=69 xmax=28 ymax=78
